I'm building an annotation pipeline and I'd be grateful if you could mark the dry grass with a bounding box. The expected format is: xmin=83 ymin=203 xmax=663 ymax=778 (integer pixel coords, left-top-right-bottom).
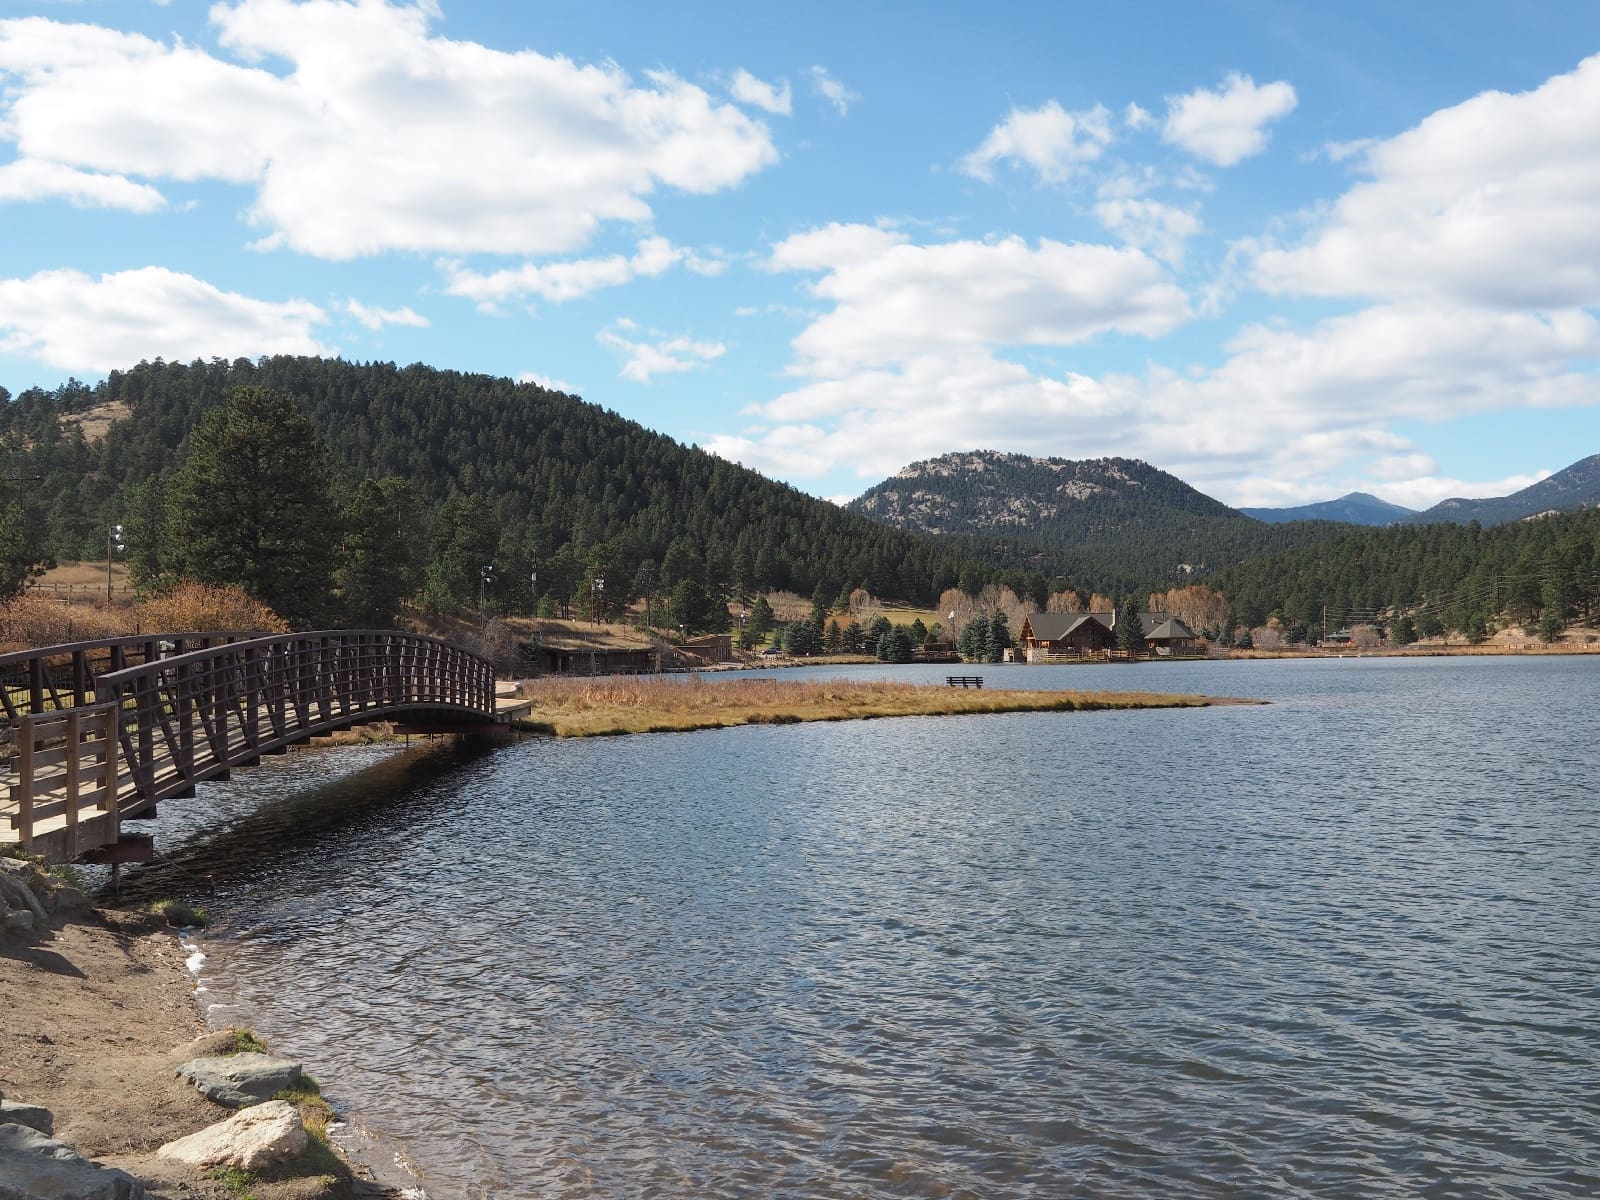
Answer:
xmin=514 ymin=674 xmax=1227 ymax=737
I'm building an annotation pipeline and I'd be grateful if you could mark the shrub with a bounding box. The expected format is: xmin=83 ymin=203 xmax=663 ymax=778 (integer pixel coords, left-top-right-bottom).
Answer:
xmin=137 ymin=582 xmax=289 ymax=634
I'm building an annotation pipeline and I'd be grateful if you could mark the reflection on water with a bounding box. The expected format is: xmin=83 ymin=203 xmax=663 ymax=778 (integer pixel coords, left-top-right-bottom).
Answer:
xmin=138 ymin=658 xmax=1600 ymax=1199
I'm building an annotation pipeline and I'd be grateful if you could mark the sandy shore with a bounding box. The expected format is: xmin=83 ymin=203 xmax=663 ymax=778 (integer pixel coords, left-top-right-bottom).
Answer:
xmin=0 ymin=895 xmax=397 ymax=1199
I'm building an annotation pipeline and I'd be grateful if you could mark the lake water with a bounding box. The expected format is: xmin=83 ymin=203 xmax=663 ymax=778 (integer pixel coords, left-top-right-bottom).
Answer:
xmin=123 ymin=656 xmax=1600 ymax=1198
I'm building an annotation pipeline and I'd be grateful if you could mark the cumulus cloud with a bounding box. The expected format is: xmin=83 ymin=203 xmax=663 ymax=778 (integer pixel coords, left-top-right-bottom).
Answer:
xmin=809 ymin=65 xmax=858 ymax=115
xmin=597 ymin=322 xmax=726 ymax=383
xmin=443 ymin=236 xmax=722 ymax=308
xmin=709 ymin=294 xmax=1600 ymax=504
xmin=729 ymin=68 xmax=791 ymax=115
xmin=344 ymin=299 xmax=427 ymax=331
xmin=0 ymin=158 xmax=166 ymax=211
xmin=961 ymin=101 xmax=1114 ymax=185
xmin=1093 ymin=195 xmax=1201 ymax=266
xmin=1255 ymin=51 xmax=1600 ymax=310
xmin=0 ymin=1 xmax=777 ymax=258
xmin=0 ymin=266 xmax=329 ymax=371
xmin=519 ymin=371 xmax=578 ymax=394
xmin=1162 ymin=72 xmax=1297 ymax=166
xmin=767 ymin=223 xmax=1190 ymax=376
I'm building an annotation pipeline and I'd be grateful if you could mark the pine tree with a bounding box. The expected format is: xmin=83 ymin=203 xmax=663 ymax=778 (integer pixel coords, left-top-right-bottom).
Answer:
xmin=1116 ymin=597 xmax=1145 ymax=658
xmin=336 ymin=476 xmax=416 ymax=627
xmin=162 ymin=385 xmax=337 ymax=626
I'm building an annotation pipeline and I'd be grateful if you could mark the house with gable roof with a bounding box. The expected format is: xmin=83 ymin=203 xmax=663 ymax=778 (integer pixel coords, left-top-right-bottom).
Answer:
xmin=1018 ymin=610 xmax=1200 ymax=661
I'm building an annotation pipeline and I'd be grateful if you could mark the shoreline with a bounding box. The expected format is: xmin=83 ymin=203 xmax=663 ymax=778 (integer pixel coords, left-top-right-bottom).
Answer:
xmin=0 ymin=863 xmax=412 ymax=1199
xmin=508 ymin=675 xmax=1252 ymax=739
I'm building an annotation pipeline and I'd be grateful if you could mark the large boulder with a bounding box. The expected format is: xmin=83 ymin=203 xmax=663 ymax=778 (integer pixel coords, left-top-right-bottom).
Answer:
xmin=0 ymin=1100 xmax=53 ymax=1134
xmin=175 ymin=1053 xmax=307 ymax=1107
xmin=156 ymin=1100 xmax=307 ymax=1172
xmin=0 ymin=1123 xmax=145 ymax=1200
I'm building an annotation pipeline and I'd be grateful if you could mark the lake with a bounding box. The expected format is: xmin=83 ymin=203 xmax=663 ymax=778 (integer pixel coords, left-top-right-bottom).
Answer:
xmin=127 ymin=655 xmax=1600 ymax=1198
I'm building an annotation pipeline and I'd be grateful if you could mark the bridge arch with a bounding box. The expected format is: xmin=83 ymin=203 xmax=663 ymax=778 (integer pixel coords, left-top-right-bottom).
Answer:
xmin=2 ymin=631 xmax=517 ymax=862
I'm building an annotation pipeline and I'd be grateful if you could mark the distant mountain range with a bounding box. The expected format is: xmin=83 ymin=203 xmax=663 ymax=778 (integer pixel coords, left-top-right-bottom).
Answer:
xmin=1407 ymin=453 xmax=1600 ymax=525
xmin=1241 ymin=492 xmax=1417 ymax=526
xmin=846 ymin=451 xmax=1346 ymax=593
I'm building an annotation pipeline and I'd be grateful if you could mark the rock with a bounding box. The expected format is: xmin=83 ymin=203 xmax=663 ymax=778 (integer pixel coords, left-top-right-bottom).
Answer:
xmin=0 ymin=1123 xmax=146 ymax=1200
xmin=156 ymin=1100 xmax=307 ymax=1171
xmin=0 ymin=1100 xmax=54 ymax=1135
xmin=3 ymin=909 xmax=34 ymax=936
xmin=175 ymin=1053 xmax=306 ymax=1107
xmin=43 ymin=884 xmax=91 ymax=916
xmin=0 ymin=871 xmax=47 ymax=925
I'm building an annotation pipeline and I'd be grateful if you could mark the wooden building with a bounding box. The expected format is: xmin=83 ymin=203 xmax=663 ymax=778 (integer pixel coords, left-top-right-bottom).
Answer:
xmin=1018 ymin=613 xmax=1115 ymax=661
xmin=684 ymin=633 xmax=734 ymax=663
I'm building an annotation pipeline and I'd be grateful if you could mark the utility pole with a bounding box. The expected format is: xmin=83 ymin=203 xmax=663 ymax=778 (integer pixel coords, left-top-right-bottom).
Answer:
xmin=107 ymin=524 xmax=124 ymax=608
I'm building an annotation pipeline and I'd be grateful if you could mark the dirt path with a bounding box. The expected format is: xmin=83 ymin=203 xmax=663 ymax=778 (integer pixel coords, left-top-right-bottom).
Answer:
xmin=0 ymin=908 xmax=341 ymax=1198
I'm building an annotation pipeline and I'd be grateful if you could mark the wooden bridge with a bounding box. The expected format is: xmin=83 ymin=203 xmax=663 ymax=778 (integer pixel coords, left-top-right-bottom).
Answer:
xmin=0 ymin=631 xmax=527 ymax=863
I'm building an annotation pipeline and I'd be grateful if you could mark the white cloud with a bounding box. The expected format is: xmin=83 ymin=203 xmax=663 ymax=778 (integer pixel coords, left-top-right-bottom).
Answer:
xmin=0 ymin=266 xmax=329 ymax=372
xmin=767 ymin=223 xmax=1189 ymax=376
xmin=443 ymin=236 xmax=721 ymax=308
xmin=809 ymin=65 xmax=858 ymax=115
xmin=1255 ymin=51 xmax=1600 ymax=310
xmin=1371 ymin=471 xmax=1550 ymax=512
xmin=710 ymin=299 xmax=1600 ymax=503
xmin=1123 ymin=102 xmax=1155 ymax=131
xmin=0 ymin=2 xmax=777 ymax=258
xmin=519 ymin=371 xmax=577 ymax=394
xmin=730 ymin=68 xmax=791 ymax=115
xmin=1093 ymin=196 xmax=1201 ymax=266
xmin=1162 ymin=72 xmax=1297 ymax=166
xmin=961 ymin=101 xmax=1114 ymax=186
xmin=597 ymin=322 xmax=725 ymax=383
xmin=0 ymin=158 xmax=165 ymax=211
xmin=344 ymin=299 xmax=427 ymax=331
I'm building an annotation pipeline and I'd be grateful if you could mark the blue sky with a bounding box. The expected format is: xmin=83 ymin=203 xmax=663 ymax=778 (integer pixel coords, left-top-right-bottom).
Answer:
xmin=3 ymin=1 xmax=1600 ymax=510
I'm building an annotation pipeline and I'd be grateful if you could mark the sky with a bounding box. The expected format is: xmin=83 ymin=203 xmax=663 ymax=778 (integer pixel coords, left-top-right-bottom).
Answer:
xmin=2 ymin=2 xmax=1600 ymax=511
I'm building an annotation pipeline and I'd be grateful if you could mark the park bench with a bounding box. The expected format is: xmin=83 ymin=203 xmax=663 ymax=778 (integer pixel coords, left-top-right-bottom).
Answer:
xmin=946 ymin=675 xmax=984 ymax=689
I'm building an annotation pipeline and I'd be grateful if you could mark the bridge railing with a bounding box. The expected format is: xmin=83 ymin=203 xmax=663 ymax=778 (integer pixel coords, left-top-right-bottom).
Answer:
xmin=95 ymin=630 xmax=496 ymax=816
xmin=4 ymin=630 xmax=496 ymax=859
xmin=0 ymin=631 xmax=270 ymax=725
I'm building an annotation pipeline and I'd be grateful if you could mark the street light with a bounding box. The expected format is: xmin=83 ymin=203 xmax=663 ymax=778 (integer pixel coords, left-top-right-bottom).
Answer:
xmin=529 ymin=560 xmax=538 ymax=614
xmin=480 ymin=563 xmax=495 ymax=612
xmin=106 ymin=524 xmax=124 ymax=608
xmin=593 ymin=572 xmax=605 ymax=625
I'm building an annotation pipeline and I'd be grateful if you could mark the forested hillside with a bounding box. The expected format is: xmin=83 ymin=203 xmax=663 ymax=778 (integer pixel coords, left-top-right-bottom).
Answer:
xmin=0 ymin=357 xmax=1012 ymax=619
xmin=848 ymin=451 xmax=1351 ymax=595
xmin=1408 ymin=453 xmax=1600 ymax=525
xmin=1209 ymin=509 xmax=1600 ymax=640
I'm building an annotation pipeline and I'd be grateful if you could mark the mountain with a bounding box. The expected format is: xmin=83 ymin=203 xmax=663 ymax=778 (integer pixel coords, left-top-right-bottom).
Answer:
xmin=1241 ymin=492 xmax=1416 ymax=526
xmin=0 ymin=357 xmax=991 ymax=608
xmin=849 ymin=451 xmax=1237 ymax=535
xmin=847 ymin=451 xmax=1349 ymax=594
xmin=1409 ymin=454 xmax=1600 ymax=525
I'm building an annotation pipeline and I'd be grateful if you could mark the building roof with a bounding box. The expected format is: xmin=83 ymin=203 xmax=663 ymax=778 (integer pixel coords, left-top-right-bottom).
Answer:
xmin=1022 ymin=612 xmax=1113 ymax=641
xmin=1023 ymin=610 xmax=1197 ymax=642
xmin=1142 ymin=616 xmax=1197 ymax=641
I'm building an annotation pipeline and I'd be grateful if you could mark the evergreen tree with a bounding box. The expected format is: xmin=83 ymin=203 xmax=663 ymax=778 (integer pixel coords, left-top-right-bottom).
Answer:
xmin=162 ymin=385 xmax=337 ymax=626
xmin=1390 ymin=614 xmax=1417 ymax=646
xmin=988 ymin=611 xmax=1011 ymax=662
xmin=336 ymin=476 xmax=416 ymax=626
xmin=0 ymin=494 xmax=45 ymax=602
xmin=424 ymin=492 xmax=497 ymax=611
xmin=1116 ymin=597 xmax=1145 ymax=658
xmin=748 ymin=594 xmax=775 ymax=637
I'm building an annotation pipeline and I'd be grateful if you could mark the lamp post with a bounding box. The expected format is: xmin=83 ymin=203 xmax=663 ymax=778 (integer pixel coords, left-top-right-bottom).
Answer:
xmin=480 ymin=563 xmax=494 ymax=613
xmin=106 ymin=524 xmax=124 ymax=608
xmin=593 ymin=572 xmax=605 ymax=625
xmin=530 ymin=561 xmax=538 ymax=616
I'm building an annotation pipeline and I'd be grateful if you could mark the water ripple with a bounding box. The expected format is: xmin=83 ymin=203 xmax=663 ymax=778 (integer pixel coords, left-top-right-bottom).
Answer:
xmin=134 ymin=657 xmax=1600 ymax=1199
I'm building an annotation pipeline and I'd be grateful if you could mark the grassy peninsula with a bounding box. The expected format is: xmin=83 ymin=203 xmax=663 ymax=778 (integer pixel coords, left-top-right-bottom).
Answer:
xmin=512 ymin=675 xmax=1240 ymax=738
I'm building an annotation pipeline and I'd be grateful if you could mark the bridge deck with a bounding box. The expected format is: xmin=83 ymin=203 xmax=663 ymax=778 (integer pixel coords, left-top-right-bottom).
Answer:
xmin=2 ymin=630 xmax=508 ymax=862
